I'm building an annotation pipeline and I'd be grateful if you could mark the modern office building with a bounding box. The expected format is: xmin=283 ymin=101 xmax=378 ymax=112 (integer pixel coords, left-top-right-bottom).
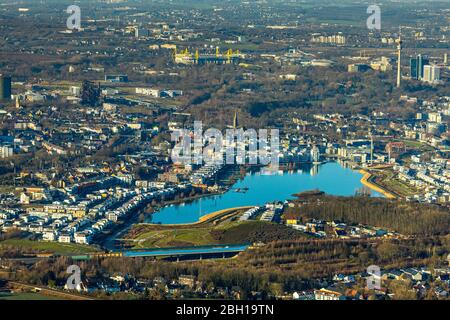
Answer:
xmin=410 ymin=58 xmax=418 ymax=79
xmin=0 ymin=74 xmax=12 ymax=101
xmin=0 ymin=145 xmax=13 ymax=159
xmin=418 ymin=55 xmax=429 ymax=79
xmin=410 ymin=54 xmax=429 ymax=80
xmin=422 ymin=65 xmax=441 ymax=84
xmin=135 ymin=28 xmax=150 ymax=38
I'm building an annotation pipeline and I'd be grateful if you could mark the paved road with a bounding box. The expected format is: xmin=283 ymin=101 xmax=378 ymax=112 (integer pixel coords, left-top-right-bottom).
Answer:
xmin=8 ymin=281 xmax=94 ymax=300
xmin=122 ymin=244 xmax=249 ymax=258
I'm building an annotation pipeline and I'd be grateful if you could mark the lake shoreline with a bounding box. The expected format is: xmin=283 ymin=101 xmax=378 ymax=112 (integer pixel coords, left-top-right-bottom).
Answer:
xmin=151 ymin=162 xmax=380 ymax=225
xmin=359 ymin=169 xmax=397 ymax=199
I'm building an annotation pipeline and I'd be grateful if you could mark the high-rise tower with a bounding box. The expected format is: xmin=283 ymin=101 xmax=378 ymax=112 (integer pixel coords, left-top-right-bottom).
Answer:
xmin=15 ymin=96 xmax=20 ymax=109
xmin=410 ymin=54 xmax=430 ymax=80
xmin=0 ymin=74 xmax=12 ymax=101
xmin=369 ymin=129 xmax=374 ymax=165
xmin=396 ymin=30 xmax=402 ymax=88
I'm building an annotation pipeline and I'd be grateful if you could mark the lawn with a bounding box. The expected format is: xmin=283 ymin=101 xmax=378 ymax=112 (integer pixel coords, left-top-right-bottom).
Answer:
xmin=126 ymin=206 xmax=308 ymax=249
xmin=129 ymin=210 xmax=244 ymax=248
xmin=0 ymin=239 xmax=100 ymax=255
xmin=133 ymin=228 xmax=216 ymax=248
xmin=0 ymin=292 xmax=63 ymax=300
xmin=129 ymin=220 xmax=307 ymax=248
xmin=0 ymin=186 xmax=14 ymax=194
xmin=375 ymin=170 xmax=420 ymax=198
xmin=401 ymin=139 xmax=435 ymax=152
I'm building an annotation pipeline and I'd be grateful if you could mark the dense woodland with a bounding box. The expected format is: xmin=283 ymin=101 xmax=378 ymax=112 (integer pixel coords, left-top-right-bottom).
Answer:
xmin=285 ymin=195 xmax=450 ymax=236
xmin=3 ymin=195 xmax=449 ymax=298
xmin=4 ymin=235 xmax=448 ymax=299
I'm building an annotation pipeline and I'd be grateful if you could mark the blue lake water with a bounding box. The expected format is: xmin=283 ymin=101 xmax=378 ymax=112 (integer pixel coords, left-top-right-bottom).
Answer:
xmin=150 ymin=162 xmax=381 ymax=225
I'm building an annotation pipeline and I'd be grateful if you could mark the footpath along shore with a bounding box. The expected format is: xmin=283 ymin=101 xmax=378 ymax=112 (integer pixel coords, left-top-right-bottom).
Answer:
xmin=359 ymin=169 xmax=397 ymax=199
xmin=142 ymin=206 xmax=254 ymax=228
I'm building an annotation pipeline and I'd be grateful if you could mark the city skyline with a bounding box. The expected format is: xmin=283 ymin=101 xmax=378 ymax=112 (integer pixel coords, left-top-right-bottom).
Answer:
xmin=0 ymin=0 xmax=448 ymax=308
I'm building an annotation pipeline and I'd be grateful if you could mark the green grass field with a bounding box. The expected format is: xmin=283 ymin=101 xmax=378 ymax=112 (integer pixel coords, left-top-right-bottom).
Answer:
xmin=0 ymin=186 xmax=14 ymax=194
xmin=132 ymin=227 xmax=216 ymax=248
xmin=0 ymin=292 xmax=63 ymax=300
xmin=0 ymin=239 xmax=100 ymax=255
xmin=129 ymin=220 xmax=307 ymax=248
xmin=401 ymin=140 xmax=435 ymax=152
xmin=131 ymin=221 xmax=241 ymax=248
xmin=375 ymin=170 xmax=420 ymax=198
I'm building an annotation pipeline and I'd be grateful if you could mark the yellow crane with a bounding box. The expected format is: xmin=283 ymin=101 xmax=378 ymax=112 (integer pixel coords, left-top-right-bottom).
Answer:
xmin=226 ymin=48 xmax=233 ymax=63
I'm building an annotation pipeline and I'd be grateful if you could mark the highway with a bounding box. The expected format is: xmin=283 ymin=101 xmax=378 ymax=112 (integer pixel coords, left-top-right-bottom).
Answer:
xmin=71 ymin=243 xmax=250 ymax=260
xmin=122 ymin=244 xmax=249 ymax=258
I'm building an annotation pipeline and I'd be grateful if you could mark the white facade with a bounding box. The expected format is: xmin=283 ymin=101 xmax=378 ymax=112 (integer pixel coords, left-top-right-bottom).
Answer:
xmin=136 ymin=87 xmax=160 ymax=97
xmin=423 ymin=65 xmax=441 ymax=84
xmin=58 ymin=234 xmax=72 ymax=243
xmin=0 ymin=146 xmax=13 ymax=158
